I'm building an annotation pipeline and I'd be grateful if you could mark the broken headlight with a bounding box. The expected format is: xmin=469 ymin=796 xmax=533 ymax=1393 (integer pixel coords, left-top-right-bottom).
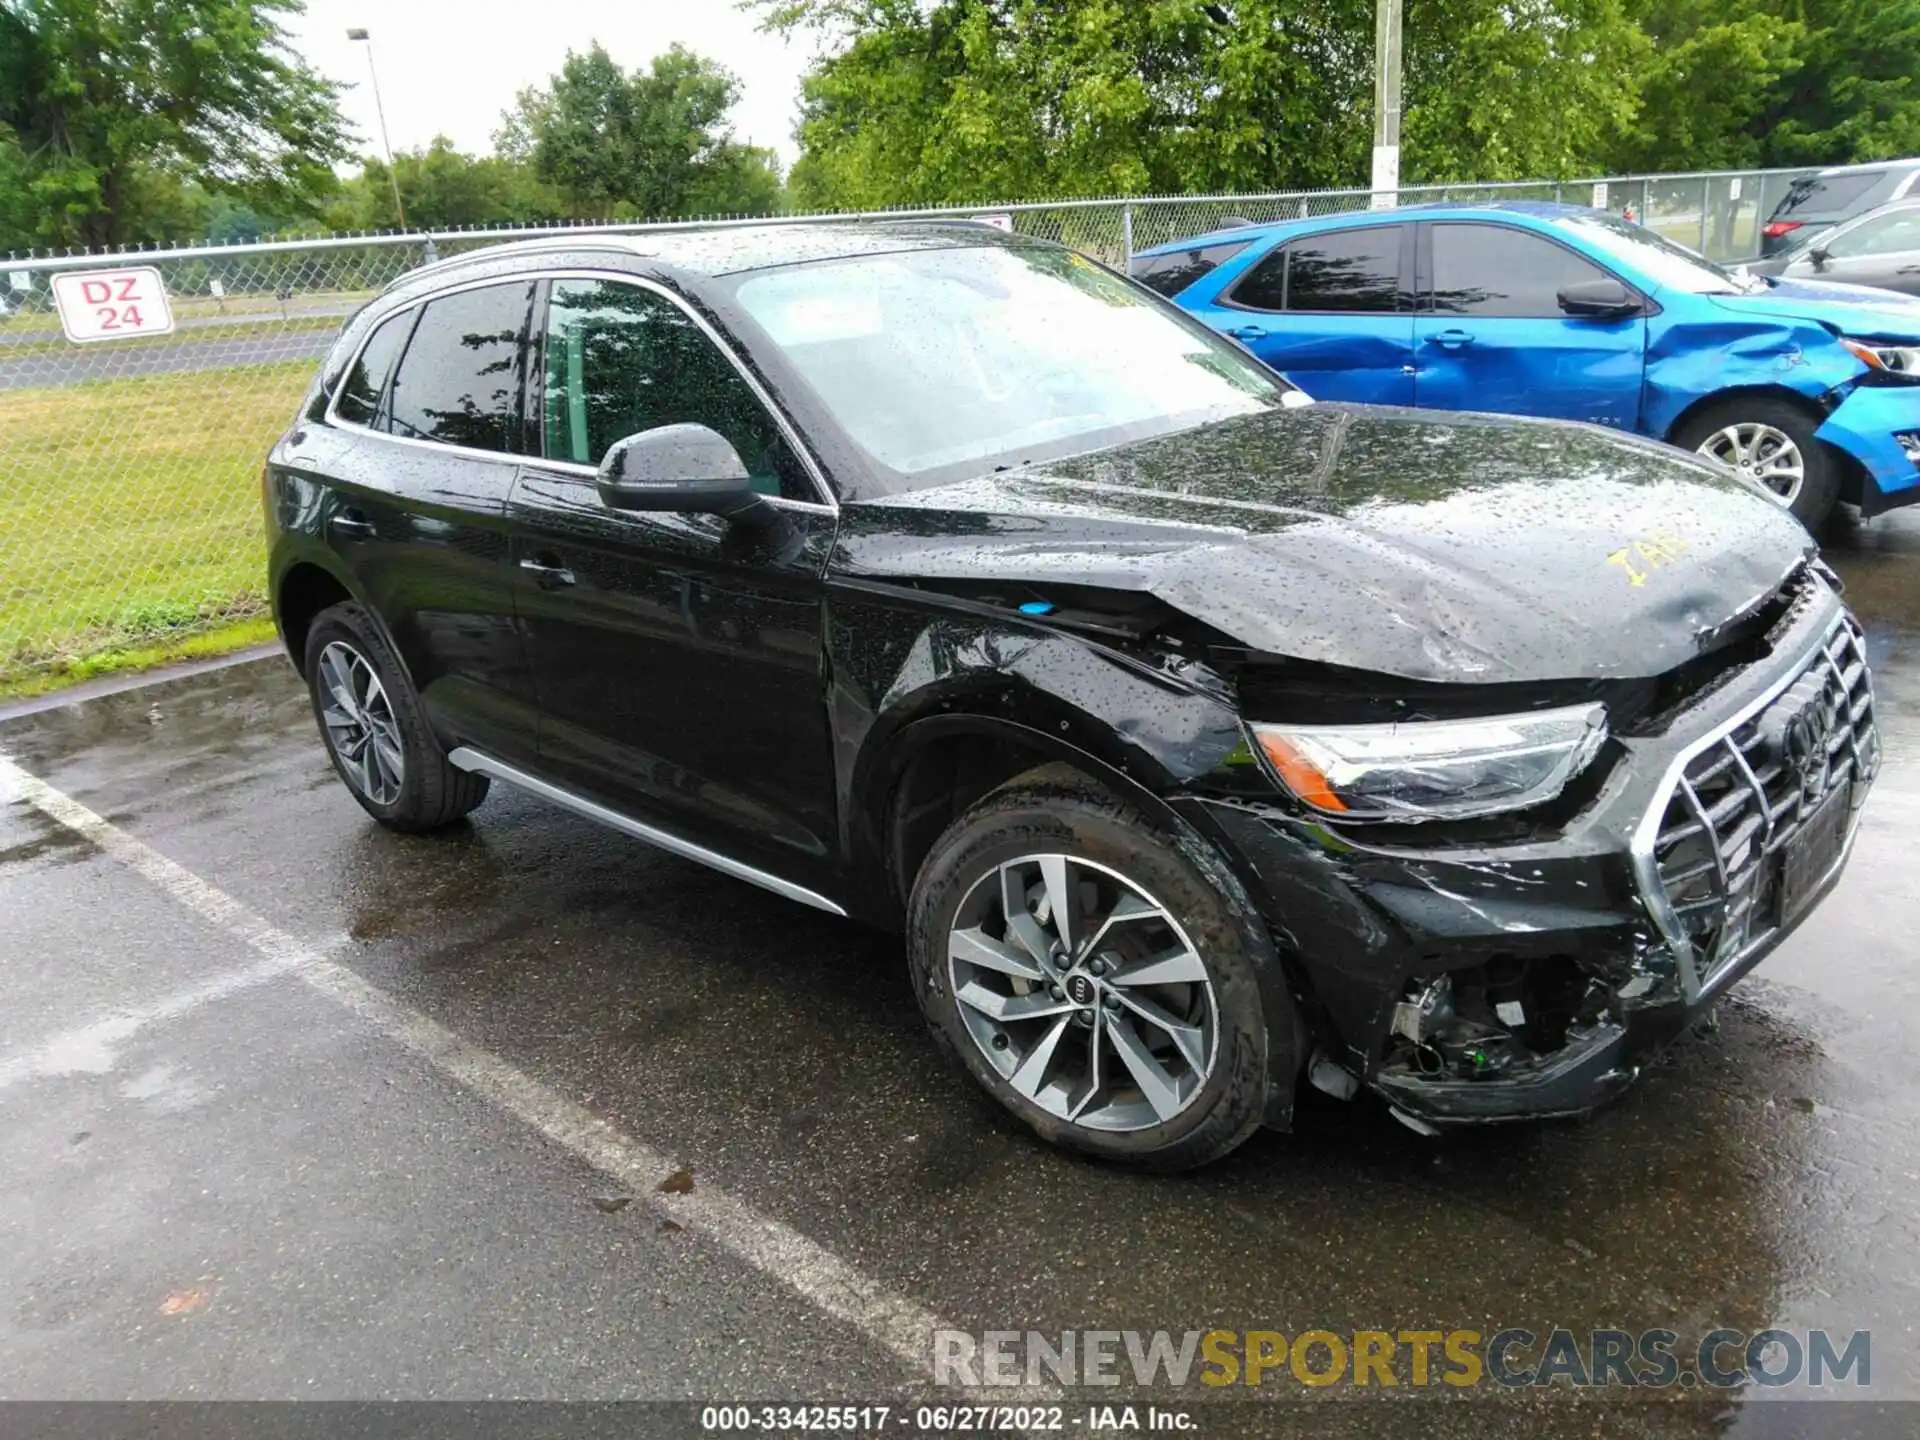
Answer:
xmin=1251 ymin=704 xmax=1608 ymax=821
xmin=1841 ymin=337 xmax=1920 ymax=376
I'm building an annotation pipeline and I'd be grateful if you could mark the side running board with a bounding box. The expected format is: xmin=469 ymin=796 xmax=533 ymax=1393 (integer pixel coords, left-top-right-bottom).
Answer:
xmin=445 ymin=747 xmax=848 ymax=917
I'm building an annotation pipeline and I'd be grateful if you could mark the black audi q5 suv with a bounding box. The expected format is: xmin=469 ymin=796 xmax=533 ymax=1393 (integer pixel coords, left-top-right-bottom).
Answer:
xmin=266 ymin=222 xmax=1878 ymax=1169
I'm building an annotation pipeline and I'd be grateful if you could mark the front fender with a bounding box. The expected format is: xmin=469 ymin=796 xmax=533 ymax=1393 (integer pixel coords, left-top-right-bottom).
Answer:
xmin=1643 ymin=312 xmax=1860 ymax=439
xmin=832 ymin=599 xmax=1252 ymax=866
xmin=1813 ymin=385 xmax=1920 ymax=516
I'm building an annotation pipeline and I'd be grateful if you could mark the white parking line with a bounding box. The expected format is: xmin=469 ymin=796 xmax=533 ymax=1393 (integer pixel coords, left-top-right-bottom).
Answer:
xmin=0 ymin=755 xmax=961 ymax=1386
xmin=0 ymin=946 xmax=326 ymax=1089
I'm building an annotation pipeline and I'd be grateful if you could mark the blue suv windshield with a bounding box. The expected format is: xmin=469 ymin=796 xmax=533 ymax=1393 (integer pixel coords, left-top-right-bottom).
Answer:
xmin=1550 ymin=211 xmax=1757 ymax=296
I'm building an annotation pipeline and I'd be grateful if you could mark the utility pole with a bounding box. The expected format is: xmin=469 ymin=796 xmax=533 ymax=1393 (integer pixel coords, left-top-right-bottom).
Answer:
xmin=347 ymin=27 xmax=408 ymax=230
xmin=1370 ymin=0 xmax=1403 ymax=209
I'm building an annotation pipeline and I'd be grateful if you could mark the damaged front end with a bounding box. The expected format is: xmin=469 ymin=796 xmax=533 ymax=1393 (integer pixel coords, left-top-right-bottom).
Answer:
xmin=1180 ymin=562 xmax=1880 ymax=1130
xmin=835 ymin=398 xmax=1876 ymax=1131
xmin=1813 ymin=383 xmax=1920 ymax=516
xmin=1372 ymin=953 xmax=1643 ymax=1127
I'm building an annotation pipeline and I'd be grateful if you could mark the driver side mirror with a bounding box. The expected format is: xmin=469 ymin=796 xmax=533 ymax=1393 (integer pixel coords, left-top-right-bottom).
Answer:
xmin=596 ymin=423 xmax=772 ymax=526
xmin=1808 ymin=245 xmax=1832 ymax=269
xmin=1557 ymin=278 xmax=1641 ymax=319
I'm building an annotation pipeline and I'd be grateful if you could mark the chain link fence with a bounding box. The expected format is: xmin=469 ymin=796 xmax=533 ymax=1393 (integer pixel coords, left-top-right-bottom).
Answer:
xmin=0 ymin=167 xmax=1810 ymax=692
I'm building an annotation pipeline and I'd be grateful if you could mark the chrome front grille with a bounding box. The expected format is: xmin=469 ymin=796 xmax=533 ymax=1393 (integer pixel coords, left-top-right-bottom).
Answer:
xmin=1646 ymin=614 xmax=1880 ymax=995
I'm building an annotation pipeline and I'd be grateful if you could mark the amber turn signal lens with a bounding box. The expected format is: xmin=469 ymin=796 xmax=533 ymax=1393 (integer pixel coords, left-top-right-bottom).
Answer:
xmin=1253 ymin=731 xmax=1348 ymax=813
xmin=1842 ymin=338 xmax=1886 ymax=370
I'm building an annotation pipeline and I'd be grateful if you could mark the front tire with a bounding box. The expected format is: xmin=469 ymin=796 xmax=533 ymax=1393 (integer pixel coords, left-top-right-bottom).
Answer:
xmin=303 ymin=602 xmax=488 ymax=832
xmin=1676 ymin=397 xmax=1839 ymax=529
xmin=906 ymin=764 xmax=1279 ymax=1171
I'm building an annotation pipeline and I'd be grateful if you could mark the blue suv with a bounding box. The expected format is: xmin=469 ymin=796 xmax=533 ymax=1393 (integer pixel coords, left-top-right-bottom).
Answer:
xmin=1132 ymin=202 xmax=1920 ymax=527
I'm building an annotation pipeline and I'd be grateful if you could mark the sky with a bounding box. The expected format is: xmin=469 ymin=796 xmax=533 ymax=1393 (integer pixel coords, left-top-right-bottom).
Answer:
xmin=283 ymin=0 xmax=824 ymax=171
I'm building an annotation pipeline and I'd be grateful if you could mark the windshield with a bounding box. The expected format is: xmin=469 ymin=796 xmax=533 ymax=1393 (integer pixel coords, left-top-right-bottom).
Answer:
xmin=1550 ymin=211 xmax=1757 ymax=295
xmin=727 ymin=243 xmax=1294 ymax=488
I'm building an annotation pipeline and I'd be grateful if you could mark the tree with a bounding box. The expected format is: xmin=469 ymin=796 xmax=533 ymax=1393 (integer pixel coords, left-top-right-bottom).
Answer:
xmin=1612 ymin=3 xmax=1805 ymax=172
xmin=1623 ymin=0 xmax=1920 ymax=172
xmin=324 ymin=137 xmax=568 ymax=231
xmin=0 ymin=0 xmax=352 ymax=251
xmin=499 ymin=42 xmax=786 ymax=219
xmin=1398 ymin=0 xmax=1648 ymax=183
xmin=764 ymin=0 xmax=1649 ymax=211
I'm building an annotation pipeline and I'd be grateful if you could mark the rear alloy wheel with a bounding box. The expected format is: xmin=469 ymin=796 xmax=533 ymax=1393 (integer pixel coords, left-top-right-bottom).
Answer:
xmin=302 ymin=601 xmax=489 ymax=832
xmin=907 ymin=764 xmax=1281 ymax=1170
xmin=316 ymin=641 xmax=405 ymax=806
xmin=1677 ymin=397 xmax=1839 ymax=529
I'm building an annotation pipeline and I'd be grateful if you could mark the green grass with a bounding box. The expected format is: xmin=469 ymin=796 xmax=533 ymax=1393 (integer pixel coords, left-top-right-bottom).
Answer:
xmin=0 ymin=360 xmax=314 ymax=692
xmin=1647 ymin=210 xmax=1759 ymax=260
xmin=0 ymin=616 xmax=279 ymax=702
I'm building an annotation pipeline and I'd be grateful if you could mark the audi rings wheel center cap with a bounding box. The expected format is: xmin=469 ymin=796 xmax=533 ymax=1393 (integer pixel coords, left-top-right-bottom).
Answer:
xmin=1066 ymin=973 xmax=1097 ymax=1006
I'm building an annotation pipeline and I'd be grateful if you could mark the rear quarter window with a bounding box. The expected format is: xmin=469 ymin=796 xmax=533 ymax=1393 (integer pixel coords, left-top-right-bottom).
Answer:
xmin=333 ymin=309 xmax=415 ymax=427
xmin=1129 ymin=239 xmax=1254 ymax=297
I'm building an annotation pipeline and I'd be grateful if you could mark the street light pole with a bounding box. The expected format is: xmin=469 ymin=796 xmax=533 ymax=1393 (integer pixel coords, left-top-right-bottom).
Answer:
xmin=1370 ymin=0 xmax=1403 ymax=209
xmin=346 ymin=27 xmax=408 ymax=230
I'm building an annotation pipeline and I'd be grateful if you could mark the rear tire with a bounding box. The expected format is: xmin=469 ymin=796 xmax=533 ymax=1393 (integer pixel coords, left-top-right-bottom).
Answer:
xmin=303 ymin=602 xmax=488 ymax=832
xmin=906 ymin=764 xmax=1278 ymax=1171
xmin=1676 ymin=396 xmax=1839 ymax=530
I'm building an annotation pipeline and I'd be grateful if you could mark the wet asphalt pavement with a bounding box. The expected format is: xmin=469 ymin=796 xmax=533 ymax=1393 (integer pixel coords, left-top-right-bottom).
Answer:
xmin=2 ymin=513 xmax=1918 ymax=1436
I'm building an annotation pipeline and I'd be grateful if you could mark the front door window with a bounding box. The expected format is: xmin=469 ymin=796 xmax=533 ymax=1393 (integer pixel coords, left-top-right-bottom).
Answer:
xmin=542 ymin=278 xmax=814 ymax=501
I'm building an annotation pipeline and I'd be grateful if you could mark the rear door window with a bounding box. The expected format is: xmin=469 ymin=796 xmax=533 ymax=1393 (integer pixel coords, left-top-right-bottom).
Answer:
xmin=1129 ymin=239 xmax=1254 ymax=297
xmin=1426 ymin=223 xmax=1618 ymax=317
xmin=1229 ymin=226 xmax=1405 ymax=313
xmin=334 ymin=309 xmax=414 ymax=427
xmin=386 ymin=281 xmax=536 ymax=454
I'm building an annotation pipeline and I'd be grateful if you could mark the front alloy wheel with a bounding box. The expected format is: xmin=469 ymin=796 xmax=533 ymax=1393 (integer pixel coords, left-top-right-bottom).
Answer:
xmin=1676 ymin=397 xmax=1839 ymax=528
xmin=949 ymin=854 xmax=1218 ymax=1131
xmin=316 ymin=640 xmax=405 ymax=805
xmin=906 ymin=764 xmax=1280 ymax=1170
xmin=1694 ymin=422 xmax=1806 ymax=506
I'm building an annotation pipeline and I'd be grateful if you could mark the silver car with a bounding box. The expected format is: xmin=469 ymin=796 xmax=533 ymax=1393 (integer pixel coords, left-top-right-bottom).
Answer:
xmin=1750 ymin=198 xmax=1920 ymax=299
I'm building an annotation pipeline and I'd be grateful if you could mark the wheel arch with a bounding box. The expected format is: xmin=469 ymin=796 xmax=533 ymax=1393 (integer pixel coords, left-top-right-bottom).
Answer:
xmin=273 ymin=558 xmax=357 ymax=677
xmin=1663 ymin=385 xmax=1864 ymax=509
xmin=877 ymin=715 xmax=1309 ymax=1135
xmin=1661 ymin=383 xmax=1828 ymax=448
xmin=863 ymin=709 xmax=1192 ymax=918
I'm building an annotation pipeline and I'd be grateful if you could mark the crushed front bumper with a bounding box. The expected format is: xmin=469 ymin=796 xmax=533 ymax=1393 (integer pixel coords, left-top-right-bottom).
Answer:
xmin=1180 ymin=587 xmax=1880 ymax=1127
xmin=1815 ymin=384 xmax=1920 ymax=516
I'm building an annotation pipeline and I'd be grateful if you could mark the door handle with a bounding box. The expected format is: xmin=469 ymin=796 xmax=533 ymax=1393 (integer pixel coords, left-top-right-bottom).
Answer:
xmin=1224 ymin=324 xmax=1268 ymax=341
xmin=1428 ymin=329 xmax=1475 ymax=350
xmin=519 ymin=556 xmax=576 ymax=588
xmin=331 ymin=508 xmax=376 ymax=538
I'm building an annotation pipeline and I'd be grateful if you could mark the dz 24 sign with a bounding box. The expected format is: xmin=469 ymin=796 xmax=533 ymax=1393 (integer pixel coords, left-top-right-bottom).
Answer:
xmin=51 ymin=267 xmax=176 ymax=343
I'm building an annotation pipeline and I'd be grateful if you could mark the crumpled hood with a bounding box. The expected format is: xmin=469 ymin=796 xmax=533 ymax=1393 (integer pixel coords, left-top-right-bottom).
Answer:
xmin=833 ymin=406 xmax=1815 ymax=684
xmin=1708 ymin=278 xmax=1920 ymax=341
